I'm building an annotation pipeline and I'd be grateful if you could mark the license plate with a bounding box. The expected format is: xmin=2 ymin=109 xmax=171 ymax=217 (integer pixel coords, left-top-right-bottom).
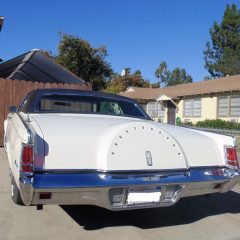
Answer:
xmin=126 ymin=187 xmax=161 ymax=205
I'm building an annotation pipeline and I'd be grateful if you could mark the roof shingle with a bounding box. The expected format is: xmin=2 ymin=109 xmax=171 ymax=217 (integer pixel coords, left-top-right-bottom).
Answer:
xmin=121 ymin=75 xmax=240 ymax=100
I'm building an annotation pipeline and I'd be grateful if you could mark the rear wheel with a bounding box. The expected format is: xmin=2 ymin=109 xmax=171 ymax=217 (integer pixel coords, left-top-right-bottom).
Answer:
xmin=11 ymin=176 xmax=24 ymax=205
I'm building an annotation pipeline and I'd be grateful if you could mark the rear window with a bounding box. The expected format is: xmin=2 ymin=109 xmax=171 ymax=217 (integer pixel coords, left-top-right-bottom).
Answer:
xmin=36 ymin=95 xmax=146 ymax=119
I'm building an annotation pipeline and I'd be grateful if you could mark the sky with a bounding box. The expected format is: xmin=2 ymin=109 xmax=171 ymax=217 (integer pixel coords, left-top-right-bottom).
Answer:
xmin=0 ymin=0 xmax=239 ymax=83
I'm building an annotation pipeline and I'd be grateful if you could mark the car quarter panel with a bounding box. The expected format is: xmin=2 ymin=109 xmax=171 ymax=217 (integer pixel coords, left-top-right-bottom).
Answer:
xmin=4 ymin=114 xmax=30 ymax=187
xmin=152 ymin=123 xmax=234 ymax=167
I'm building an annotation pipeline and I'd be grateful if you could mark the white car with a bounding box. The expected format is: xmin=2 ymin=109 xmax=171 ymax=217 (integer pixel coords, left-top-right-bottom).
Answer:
xmin=4 ymin=89 xmax=240 ymax=210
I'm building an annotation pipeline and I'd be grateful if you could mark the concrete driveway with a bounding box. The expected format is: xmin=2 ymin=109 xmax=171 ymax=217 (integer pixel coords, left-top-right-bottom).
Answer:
xmin=1 ymin=148 xmax=240 ymax=240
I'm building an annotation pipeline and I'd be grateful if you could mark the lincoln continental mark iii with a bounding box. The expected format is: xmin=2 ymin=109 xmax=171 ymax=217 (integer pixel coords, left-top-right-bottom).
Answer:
xmin=4 ymin=89 xmax=240 ymax=210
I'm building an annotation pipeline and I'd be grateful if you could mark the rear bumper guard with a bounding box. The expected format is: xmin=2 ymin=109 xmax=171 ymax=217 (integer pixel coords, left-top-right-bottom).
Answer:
xmin=19 ymin=167 xmax=240 ymax=210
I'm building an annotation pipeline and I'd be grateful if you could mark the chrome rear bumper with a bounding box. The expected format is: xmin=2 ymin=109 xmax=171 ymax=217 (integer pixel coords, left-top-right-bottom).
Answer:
xmin=19 ymin=167 xmax=240 ymax=210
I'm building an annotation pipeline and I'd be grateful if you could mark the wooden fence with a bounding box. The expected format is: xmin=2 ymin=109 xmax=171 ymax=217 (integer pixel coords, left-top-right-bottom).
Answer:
xmin=0 ymin=78 xmax=91 ymax=145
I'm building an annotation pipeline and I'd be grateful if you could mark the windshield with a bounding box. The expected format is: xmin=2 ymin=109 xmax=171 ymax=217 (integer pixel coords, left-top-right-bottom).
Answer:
xmin=34 ymin=94 xmax=148 ymax=119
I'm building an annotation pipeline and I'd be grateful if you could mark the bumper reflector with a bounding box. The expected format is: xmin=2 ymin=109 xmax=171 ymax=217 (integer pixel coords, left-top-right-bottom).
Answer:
xmin=39 ymin=193 xmax=52 ymax=200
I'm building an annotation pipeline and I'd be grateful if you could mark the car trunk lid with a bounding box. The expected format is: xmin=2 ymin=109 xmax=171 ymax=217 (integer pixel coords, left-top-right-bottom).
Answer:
xmin=30 ymin=114 xmax=189 ymax=171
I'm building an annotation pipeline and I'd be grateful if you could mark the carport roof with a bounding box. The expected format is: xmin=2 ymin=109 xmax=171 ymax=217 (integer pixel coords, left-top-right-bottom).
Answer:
xmin=0 ymin=50 xmax=86 ymax=85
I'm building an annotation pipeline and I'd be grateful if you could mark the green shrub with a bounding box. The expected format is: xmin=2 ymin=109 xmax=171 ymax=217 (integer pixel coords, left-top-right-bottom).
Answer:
xmin=176 ymin=118 xmax=240 ymax=130
xmin=195 ymin=119 xmax=240 ymax=130
xmin=176 ymin=121 xmax=195 ymax=127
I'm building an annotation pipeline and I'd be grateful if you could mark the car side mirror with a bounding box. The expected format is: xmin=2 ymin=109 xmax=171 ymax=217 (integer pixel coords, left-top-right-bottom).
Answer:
xmin=9 ymin=106 xmax=17 ymax=113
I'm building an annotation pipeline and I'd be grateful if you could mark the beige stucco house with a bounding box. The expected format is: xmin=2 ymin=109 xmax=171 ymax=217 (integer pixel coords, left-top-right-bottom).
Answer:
xmin=121 ymin=75 xmax=240 ymax=124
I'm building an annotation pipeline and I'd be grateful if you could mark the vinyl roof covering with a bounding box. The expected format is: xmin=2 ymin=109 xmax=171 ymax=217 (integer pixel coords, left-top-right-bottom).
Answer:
xmin=29 ymin=88 xmax=139 ymax=102
xmin=121 ymin=74 xmax=240 ymax=100
xmin=0 ymin=50 xmax=86 ymax=85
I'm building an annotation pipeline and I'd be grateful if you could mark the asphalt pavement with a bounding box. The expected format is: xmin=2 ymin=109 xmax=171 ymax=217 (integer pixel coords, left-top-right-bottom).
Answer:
xmin=1 ymin=148 xmax=240 ymax=240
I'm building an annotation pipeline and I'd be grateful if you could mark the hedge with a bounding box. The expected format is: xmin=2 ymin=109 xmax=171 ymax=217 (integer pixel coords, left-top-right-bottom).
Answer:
xmin=177 ymin=119 xmax=240 ymax=130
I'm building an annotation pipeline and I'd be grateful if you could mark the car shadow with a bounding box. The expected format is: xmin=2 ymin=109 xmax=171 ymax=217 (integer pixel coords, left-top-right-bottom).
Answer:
xmin=61 ymin=190 xmax=240 ymax=231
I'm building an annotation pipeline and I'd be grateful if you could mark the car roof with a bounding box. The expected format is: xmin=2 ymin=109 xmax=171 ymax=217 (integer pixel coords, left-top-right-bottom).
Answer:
xmin=19 ymin=88 xmax=150 ymax=120
xmin=30 ymin=88 xmax=137 ymax=103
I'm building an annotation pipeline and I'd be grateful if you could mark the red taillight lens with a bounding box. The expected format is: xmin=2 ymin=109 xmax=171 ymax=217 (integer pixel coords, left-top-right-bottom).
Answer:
xmin=21 ymin=145 xmax=34 ymax=173
xmin=226 ymin=147 xmax=238 ymax=168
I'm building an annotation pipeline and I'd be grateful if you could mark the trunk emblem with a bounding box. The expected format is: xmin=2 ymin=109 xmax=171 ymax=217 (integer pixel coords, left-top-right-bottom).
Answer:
xmin=145 ymin=151 xmax=153 ymax=166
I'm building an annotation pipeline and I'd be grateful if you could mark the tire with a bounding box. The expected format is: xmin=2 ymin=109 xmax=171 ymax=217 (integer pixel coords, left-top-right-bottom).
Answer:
xmin=11 ymin=176 xmax=24 ymax=205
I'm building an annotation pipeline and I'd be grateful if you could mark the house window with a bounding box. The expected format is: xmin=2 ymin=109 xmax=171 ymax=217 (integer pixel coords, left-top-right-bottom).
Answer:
xmin=147 ymin=102 xmax=165 ymax=118
xmin=218 ymin=95 xmax=240 ymax=117
xmin=218 ymin=97 xmax=228 ymax=117
xmin=140 ymin=104 xmax=147 ymax=112
xmin=230 ymin=96 xmax=240 ymax=116
xmin=157 ymin=103 xmax=165 ymax=118
xmin=183 ymin=98 xmax=201 ymax=117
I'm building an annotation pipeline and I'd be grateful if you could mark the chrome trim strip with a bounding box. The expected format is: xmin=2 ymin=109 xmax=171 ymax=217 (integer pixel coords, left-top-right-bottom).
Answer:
xmin=34 ymin=166 xmax=226 ymax=175
xmin=232 ymin=136 xmax=237 ymax=148
xmin=17 ymin=113 xmax=35 ymax=179
xmin=16 ymin=113 xmax=33 ymax=144
xmin=19 ymin=175 xmax=34 ymax=206
xmin=32 ymin=168 xmax=238 ymax=189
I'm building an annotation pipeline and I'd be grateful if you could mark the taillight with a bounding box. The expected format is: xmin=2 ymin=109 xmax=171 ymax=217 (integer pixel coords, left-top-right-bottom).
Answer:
xmin=21 ymin=145 xmax=34 ymax=174
xmin=225 ymin=146 xmax=239 ymax=169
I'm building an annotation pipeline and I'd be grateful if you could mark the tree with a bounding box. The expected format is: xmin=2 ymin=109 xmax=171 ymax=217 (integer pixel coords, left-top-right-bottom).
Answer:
xmin=0 ymin=16 xmax=4 ymax=32
xmin=134 ymin=70 xmax=141 ymax=75
xmin=55 ymin=33 xmax=113 ymax=90
xmin=155 ymin=61 xmax=192 ymax=87
xmin=204 ymin=4 xmax=240 ymax=77
xmin=150 ymin=82 xmax=161 ymax=88
xmin=106 ymin=70 xmax=150 ymax=94
xmin=123 ymin=67 xmax=131 ymax=76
